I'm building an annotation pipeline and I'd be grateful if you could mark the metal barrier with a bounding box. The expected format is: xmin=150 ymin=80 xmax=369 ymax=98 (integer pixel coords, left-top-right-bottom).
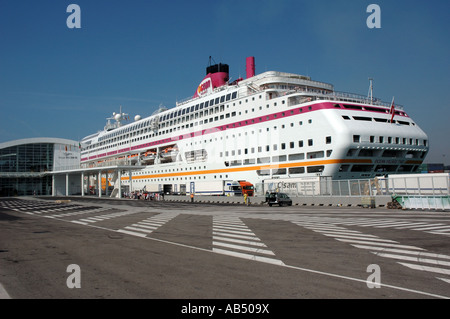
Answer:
xmin=255 ymin=178 xmax=388 ymax=197
xmin=254 ymin=174 xmax=449 ymax=210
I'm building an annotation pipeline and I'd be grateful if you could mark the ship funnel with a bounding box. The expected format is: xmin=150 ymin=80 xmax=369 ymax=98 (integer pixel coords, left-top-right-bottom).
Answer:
xmin=246 ymin=56 xmax=255 ymax=79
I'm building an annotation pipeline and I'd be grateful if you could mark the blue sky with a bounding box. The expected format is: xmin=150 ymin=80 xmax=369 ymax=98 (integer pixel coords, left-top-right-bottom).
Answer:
xmin=0 ymin=0 xmax=449 ymax=164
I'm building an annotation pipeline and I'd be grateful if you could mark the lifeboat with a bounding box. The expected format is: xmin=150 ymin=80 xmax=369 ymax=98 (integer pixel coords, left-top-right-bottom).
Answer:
xmin=160 ymin=146 xmax=179 ymax=159
xmin=141 ymin=151 xmax=156 ymax=163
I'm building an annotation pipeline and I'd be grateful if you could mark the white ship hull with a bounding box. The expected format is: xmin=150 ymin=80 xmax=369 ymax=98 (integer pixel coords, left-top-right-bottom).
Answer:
xmin=80 ymin=58 xmax=429 ymax=194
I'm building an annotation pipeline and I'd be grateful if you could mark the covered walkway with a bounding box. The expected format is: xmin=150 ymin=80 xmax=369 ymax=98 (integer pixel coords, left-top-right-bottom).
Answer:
xmin=50 ymin=165 xmax=145 ymax=198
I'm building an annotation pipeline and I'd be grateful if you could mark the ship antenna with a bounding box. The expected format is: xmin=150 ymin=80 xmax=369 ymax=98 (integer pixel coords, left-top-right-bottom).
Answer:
xmin=368 ymin=78 xmax=374 ymax=103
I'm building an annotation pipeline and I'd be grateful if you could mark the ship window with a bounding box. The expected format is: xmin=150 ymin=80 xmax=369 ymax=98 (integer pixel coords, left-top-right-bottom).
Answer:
xmin=289 ymin=167 xmax=305 ymax=174
xmin=220 ymin=96 xmax=225 ymax=103
xmin=257 ymin=157 xmax=270 ymax=164
xmin=215 ymin=97 xmax=220 ymax=104
xmin=243 ymin=159 xmax=255 ymax=165
xmin=326 ymin=136 xmax=332 ymax=144
xmin=226 ymin=94 xmax=231 ymax=101
xmin=359 ymin=149 xmax=374 ymax=157
xmin=308 ymin=139 xmax=313 ymax=146
xmin=307 ymin=151 xmax=324 ymax=159
xmin=290 ymin=142 xmax=295 ymax=149
xmin=346 ymin=149 xmax=358 ymax=156
xmin=353 ymin=135 xmax=360 ymax=143
xmin=272 ymin=155 xmax=286 ymax=162
xmin=344 ymin=104 xmax=363 ymax=110
xmin=232 ymin=92 xmax=237 ymax=99
xmin=307 ymin=166 xmax=324 ymax=173
xmin=273 ymin=168 xmax=287 ymax=176
xmin=353 ymin=116 xmax=372 ymax=121
xmin=289 ymin=153 xmax=305 ymax=161
xmin=256 ymin=170 xmax=271 ymax=176
xmin=342 ymin=116 xmax=351 ymax=120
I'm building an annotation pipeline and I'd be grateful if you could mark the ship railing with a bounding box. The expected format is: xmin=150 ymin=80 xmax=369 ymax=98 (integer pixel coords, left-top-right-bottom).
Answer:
xmin=286 ymin=89 xmax=404 ymax=110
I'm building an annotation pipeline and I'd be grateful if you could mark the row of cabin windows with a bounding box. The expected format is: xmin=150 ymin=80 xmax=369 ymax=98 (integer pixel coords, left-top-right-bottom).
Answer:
xmin=343 ymin=115 xmax=414 ymax=126
xmin=92 ymin=91 xmax=239 ymax=148
xmin=84 ymin=93 xmax=316 ymax=154
xmin=353 ymin=135 xmax=427 ymax=146
xmin=224 ymin=150 xmax=332 ymax=167
xmin=85 ymin=92 xmax=279 ymax=153
xmin=123 ymin=175 xmax=230 ymax=182
xmin=256 ymin=166 xmax=325 ymax=176
xmin=84 ymin=95 xmax=321 ymax=155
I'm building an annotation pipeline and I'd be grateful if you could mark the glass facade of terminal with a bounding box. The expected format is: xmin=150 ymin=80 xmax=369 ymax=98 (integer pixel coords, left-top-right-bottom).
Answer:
xmin=0 ymin=143 xmax=54 ymax=173
xmin=0 ymin=143 xmax=54 ymax=196
xmin=0 ymin=139 xmax=80 ymax=197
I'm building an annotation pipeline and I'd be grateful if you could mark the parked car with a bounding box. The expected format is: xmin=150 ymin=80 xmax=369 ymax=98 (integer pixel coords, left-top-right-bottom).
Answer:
xmin=267 ymin=192 xmax=293 ymax=207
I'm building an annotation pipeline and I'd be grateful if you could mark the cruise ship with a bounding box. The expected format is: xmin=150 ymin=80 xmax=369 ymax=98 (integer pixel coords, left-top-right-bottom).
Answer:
xmin=80 ymin=57 xmax=429 ymax=194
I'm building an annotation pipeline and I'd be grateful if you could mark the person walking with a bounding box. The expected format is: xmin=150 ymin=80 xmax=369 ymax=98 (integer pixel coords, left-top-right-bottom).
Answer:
xmin=190 ymin=193 xmax=194 ymax=203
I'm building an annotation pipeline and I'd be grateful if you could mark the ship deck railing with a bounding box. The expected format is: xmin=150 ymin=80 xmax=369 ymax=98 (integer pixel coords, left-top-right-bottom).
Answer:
xmin=176 ymin=82 xmax=403 ymax=111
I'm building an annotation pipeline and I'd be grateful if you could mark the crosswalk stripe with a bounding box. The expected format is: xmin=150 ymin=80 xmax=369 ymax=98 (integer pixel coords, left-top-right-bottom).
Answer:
xmin=372 ymin=252 xmax=450 ymax=267
xmin=212 ymin=248 xmax=285 ymax=266
xmin=124 ymin=226 xmax=154 ymax=234
xmin=398 ymin=263 xmax=450 ymax=276
xmin=117 ymin=229 xmax=147 ymax=238
xmin=351 ymin=245 xmax=450 ymax=260
xmin=335 ymin=238 xmax=425 ymax=250
xmin=212 ymin=231 xmax=259 ymax=241
xmin=116 ymin=213 xmax=180 ymax=237
xmin=213 ymin=236 xmax=268 ymax=247
xmin=212 ymin=216 xmax=284 ymax=266
xmin=213 ymin=241 xmax=275 ymax=256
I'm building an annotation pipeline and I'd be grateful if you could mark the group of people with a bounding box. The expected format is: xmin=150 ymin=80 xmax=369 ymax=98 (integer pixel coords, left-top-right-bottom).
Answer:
xmin=125 ymin=191 xmax=165 ymax=201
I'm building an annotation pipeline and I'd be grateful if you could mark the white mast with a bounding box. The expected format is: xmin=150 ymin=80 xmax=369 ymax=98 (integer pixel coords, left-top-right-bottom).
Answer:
xmin=368 ymin=78 xmax=374 ymax=103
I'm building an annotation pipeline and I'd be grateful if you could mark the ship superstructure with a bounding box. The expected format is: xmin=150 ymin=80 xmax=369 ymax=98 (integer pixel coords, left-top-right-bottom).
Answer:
xmin=80 ymin=57 xmax=429 ymax=194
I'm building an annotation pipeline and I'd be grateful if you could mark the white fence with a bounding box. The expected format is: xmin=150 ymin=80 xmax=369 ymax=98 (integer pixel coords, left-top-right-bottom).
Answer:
xmin=255 ymin=174 xmax=449 ymax=210
xmin=256 ymin=178 xmax=388 ymax=197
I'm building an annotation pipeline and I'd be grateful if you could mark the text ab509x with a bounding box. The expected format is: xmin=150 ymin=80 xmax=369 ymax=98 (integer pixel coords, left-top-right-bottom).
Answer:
xmin=181 ymin=303 xmax=269 ymax=316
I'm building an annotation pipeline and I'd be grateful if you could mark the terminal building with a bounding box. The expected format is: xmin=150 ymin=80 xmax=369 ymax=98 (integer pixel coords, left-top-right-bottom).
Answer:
xmin=1 ymin=137 xmax=142 ymax=198
xmin=0 ymin=138 xmax=81 ymax=196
